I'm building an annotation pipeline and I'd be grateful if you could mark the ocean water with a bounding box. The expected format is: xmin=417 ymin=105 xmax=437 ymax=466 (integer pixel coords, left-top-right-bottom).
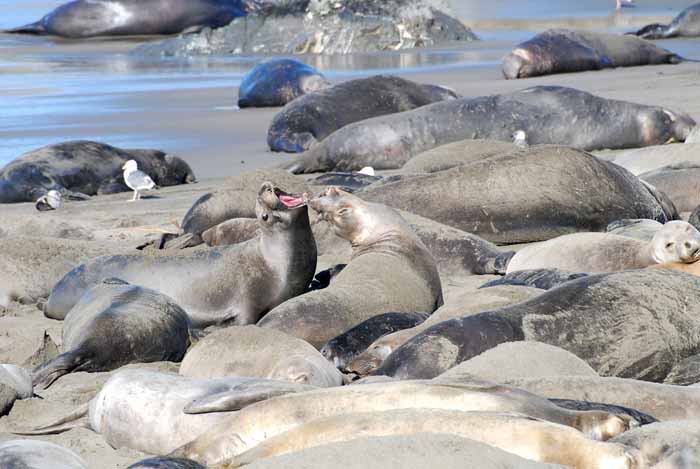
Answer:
xmin=0 ymin=0 xmax=696 ymax=173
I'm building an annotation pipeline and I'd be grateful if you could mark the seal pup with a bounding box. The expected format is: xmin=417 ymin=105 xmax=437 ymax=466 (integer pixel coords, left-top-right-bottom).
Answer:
xmin=633 ymin=3 xmax=700 ymax=39
xmin=362 ymin=145 xmax=676 ymax=244
xmin=16 ymin=369 xmax=315 ymax=455
xmin=0 ymin=440 xmax=88 ymax=469
xmin=268 ymin=75 xmax=458 ymax=153
xmin=0 ymin=364 xmax=33 ymax=416
xmin=257 ymin=187 xmax=443 ymax=348
xmin=238 ymin=58 xmax=329 ymax=108
xmin=285 ymin=86 xmax=695 ymax=173
xmin=33 ymin=279 xmax=191 ymax=390
xmin=173 ymin=380 xmax=634 ymax=465
xmin=0 ymin=140 xmax=195 ymax=203
xmin=228 ymin=409 xmax=641 ymax=469
xmin=320 ymin=312 xmax=430 ymax=370
xmin=179 ymin=326 xmax=343 ymax=387
xmin=502 ymin=29 xmax=681 ymax=79
xmin=35 ymin=189 xmax=62 ymax=211
xmin=505 ymin=221 xmax=700 ymax=274
xmin=44 ymin=182 xmax=317 ymax=327
xmin=123 ymin=160 xmax=157 ymax=201
xmin=3 ymin=0 xmax=247 ymax=38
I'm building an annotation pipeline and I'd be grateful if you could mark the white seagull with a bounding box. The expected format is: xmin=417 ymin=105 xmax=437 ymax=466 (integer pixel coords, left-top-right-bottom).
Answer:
xmin=122 ymin=160 xmax=156 ymax=201
xmin=512 ymin=130 xmax=529 ymax=149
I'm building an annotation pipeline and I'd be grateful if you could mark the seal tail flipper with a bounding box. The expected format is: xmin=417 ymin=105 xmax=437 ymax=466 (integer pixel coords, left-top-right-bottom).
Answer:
xmin=3 ymin=21 xmax=46 ymax=35
xmin=32 ymin=351 xmax=82 ymax=391
xmin=12 ymin=402 xmax=90 ymax=435
xmin=184 ymin=385 xmax=309 ymax=414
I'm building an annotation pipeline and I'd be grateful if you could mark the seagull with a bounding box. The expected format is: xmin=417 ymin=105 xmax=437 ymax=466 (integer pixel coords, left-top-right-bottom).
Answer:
xmin=35 ymin=190 xmax=62 ymax=211
xmin=122 ymin=160 xmax=156 ymax=201
xmin=358 ymin=166 xmax=375 ymax=176
xmin=616 ymin=0 xmax=635 ymax=9
xmin=512 ymin=130 xmax=529 ymax=149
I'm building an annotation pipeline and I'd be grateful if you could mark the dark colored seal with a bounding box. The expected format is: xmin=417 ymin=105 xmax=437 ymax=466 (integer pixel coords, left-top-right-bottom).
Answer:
xmin=33 ymin=278 xmax=191 ymax=390
xmin=309 ymin=172 xmax=383 ymax=193
xmin=633 ymin=3 xmax=700 ymax=39
xmin=238 ymin=58 xmax=329 ymax=108
xmin=4 ymin=0 xmax=246 ymax=38
xmin=320 ymin=312 xmax=430 ymax=370
xmin=550 ymin=399 xmax=658 ymax=426
xmin=128 ymin=457 xmax=207 ymax=468
xmin=0 ymin=140 xmax=195 ymax=203
xmin=268 ymin=75 xmax=458 ymax=153
xmin=502 ymin=29 xmax=681 ymax=79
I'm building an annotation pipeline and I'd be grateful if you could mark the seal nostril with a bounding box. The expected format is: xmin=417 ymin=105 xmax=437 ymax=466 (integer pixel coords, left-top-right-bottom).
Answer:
xmin=685 ymin=242 xmax=692 ymax=249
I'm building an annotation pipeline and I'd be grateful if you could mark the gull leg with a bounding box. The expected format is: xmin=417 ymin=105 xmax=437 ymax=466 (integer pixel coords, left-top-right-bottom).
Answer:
xmin=130 ymin=190 xmax=138 ymax=202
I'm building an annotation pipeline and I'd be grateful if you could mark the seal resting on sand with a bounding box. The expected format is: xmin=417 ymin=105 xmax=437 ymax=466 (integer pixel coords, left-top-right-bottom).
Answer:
xmin=633 ymin=3 xmax=700 ymax=39
xmin=0 ymin=440 xmax=87 ymax=469
xmin=505 ymin=221 xmax=700 ymax=274
xmin=258 ymin=187 xmax=443 ymax=348
xmin=44 ymin=182 xmax=317 ymax=327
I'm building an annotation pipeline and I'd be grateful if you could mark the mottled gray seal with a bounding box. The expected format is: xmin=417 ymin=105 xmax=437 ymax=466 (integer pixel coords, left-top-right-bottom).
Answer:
xmin=0 ymin=440 xmax=88 ymax=469
xmin=4 ymin=0 xmax=246 ymax=38
xmin=362 ymin=145 xmax=676 ymax=244
xmin=375 ymin=269 xmax=700 ymax=381
xmin=505 ymin=221 xmax=700 ymax=274
xmin=0 ymin=140 xmax=195 ymax=203
xmin=179 ymin=326 xmax=343 ymax=387
xmin=633 ymin=3 xmax=700 ymax=39
xmin=286 ymin=86 xmax=695 ymax=173
xmin=33 ymin=279 xmax=191 ymax=390
xmin=268 ymin=75 xmax=458 ymax=153
xmin=502 ymin=29 xmax=681 ymax=79
xmin=320 ymin=312 xmax=430 ymax=370
xmin=0 ymin=364 xmax=33 ymax=416
xmin=44 ymin=182 xmax=317 ymax=327
xmin=258 ymin=187 xmax=443 ymax=348
xmin=127 ymin=457 xmax=207 ymax=469
xmin=174 ymin=380 xmax=633 ymax=465
xmin=229 ymin=409 xmax=640 ymax=469
xmin=238 ymin=58 xmax=329 ymax=108
xmin=641 ymin=163 xmax=700 ymax=212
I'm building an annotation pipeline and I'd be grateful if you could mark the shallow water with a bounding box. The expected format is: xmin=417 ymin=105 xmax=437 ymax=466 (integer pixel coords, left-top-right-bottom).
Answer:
xmin=0 ymin=0 xmax=697 ymax=176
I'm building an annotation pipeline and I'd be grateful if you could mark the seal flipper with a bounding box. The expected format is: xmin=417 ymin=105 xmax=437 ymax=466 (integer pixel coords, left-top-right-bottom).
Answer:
xmin=32 ymin=350 xmax=86 ymax=391
xmin=184 ymin=382 xmax=314 ymax=414
xmin=480 ymin=269 xmax=588 ymax=291
xmin=631 ymin=23 xmax=671 ymax=39
xmin=3 ymin=21 xmax=46 ymax=35
xmin=12 ymin=402 xmax=90 ymax=435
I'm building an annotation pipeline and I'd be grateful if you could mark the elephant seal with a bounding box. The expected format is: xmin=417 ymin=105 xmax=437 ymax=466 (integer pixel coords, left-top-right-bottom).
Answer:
xmin=174 ymin=380 xmax=633 ymax=465
xmin=4 ymin=0 xmax=246 ymax=38
xmin=641 ymin=163 xmax=700 ymax=212
xmin=320 ymin=312 xmax=430 ymax=370
xmin=400 ymin=139 xmax=517 ymax=173
xmin=44 ymin=182 xmax=317 ymax=327
xmin=502 ymin=29 xmax=681 ymax=79
xmin=286 ymin=86 xmax=695 ymax=173
xmin=0 ymin=140 xmax=195 ymax=203
xmin=362 ymin=145 xmax=676 ymax=244
xmin=179 ymin=326 xmax=343 ymax=387
xmin=633 ymin=3 xmax=700 ymax=39
xmin=480 ymin=269 xmax=588 ymax=290
xmin=375 ymin=269 xmax=700 ymax=381
xmin=505 ymin=221 xmax=700 ymax=274
xmin=611 ymin=420 xmax=700 ymax=468
xmin=33 ymin=279 xmax=191 ymax=390
xmin=17 ymin=369 xmax=314 ymax=455
xmin=0 ymin=440 xmax=88 ymax=469
xmin=238 ymin=58 xmax=329 ymax=108
xmin=309 ymin=172 xmax=383 ymax=193
xmin=128 ymin=457 xmax=207 ymax=469
xmin=229 ymin=409 xmax=640 ymax=469
xmin=268 ymin=75 xmax=458 ymax=153
xmin=0 ymin=364 xmax=33 ymax=416
xmin=257 ymin=187 xmax=443 ymax=348
xmin=613 ymin=143 xmax=700 ymax=175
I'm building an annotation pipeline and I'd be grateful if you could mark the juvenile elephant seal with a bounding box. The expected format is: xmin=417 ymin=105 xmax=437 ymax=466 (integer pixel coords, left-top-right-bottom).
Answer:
xmin=376 ymin=269 xmax=700 ymax=381
xmin=268 ymin=75 xmax=457 ymax=153
xmin=505 ymin=221 xmax=700 ymax=274
xmin=33 ymin=279 xmax=191 ymax=390
xmin=18 ymin=369 xmax=314 ymax=455
xmin=502 ymin=29 xmax=681 ymax=79
xmin=229 ymin=409 xmax=640 ymax=469
xmin=258 ymin=187 xmax=443 ymax=348
xmin=320 ymin=312 xmax=430 ymax=370
xmin=128 ymin=457 xmax=207 ymax=469
xmin=286 ymin=86 xmax=695 ymax=173
xmin=0 ymin=140 xmax=195 ymax=203
xmin=362 ymin=145 xmax=676 ymax=244
xmin=4 ymin=0 xmax=246 ymax=38
xmin=0 ymin=364 xmax=33 ymax=416
xmin=633 ymin=3 xmax=700 ymax=39
xmin=0 ymin=440 xmax=88 ymax=469
xmin=174 ymin=380 xmax=633 ymax=465
xmin=238 ymin=58 xmax=329 ymax=108
xmin=45 ymin=182 xmax=317 ymax=327
xmin=179 ymin=326 xmax=343 ymax=387
xmin=641 ymin=163 xmax=700 ymax=212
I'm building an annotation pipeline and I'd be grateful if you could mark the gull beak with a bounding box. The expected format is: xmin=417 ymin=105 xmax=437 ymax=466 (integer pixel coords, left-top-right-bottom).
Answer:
xmin=121 ymin=163 xmax=127 ymax=170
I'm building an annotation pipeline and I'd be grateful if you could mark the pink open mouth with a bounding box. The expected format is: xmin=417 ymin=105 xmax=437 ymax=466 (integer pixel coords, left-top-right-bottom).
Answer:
xmin=279 ymin=194 xmax=305 ymax=208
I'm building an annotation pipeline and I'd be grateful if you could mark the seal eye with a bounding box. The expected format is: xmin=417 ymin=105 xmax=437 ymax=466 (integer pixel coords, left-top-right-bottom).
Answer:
xmin=262 ymin=213 xmax=269 ymax=221
xmin=666 ymin=242 xmax=674 ymax=249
